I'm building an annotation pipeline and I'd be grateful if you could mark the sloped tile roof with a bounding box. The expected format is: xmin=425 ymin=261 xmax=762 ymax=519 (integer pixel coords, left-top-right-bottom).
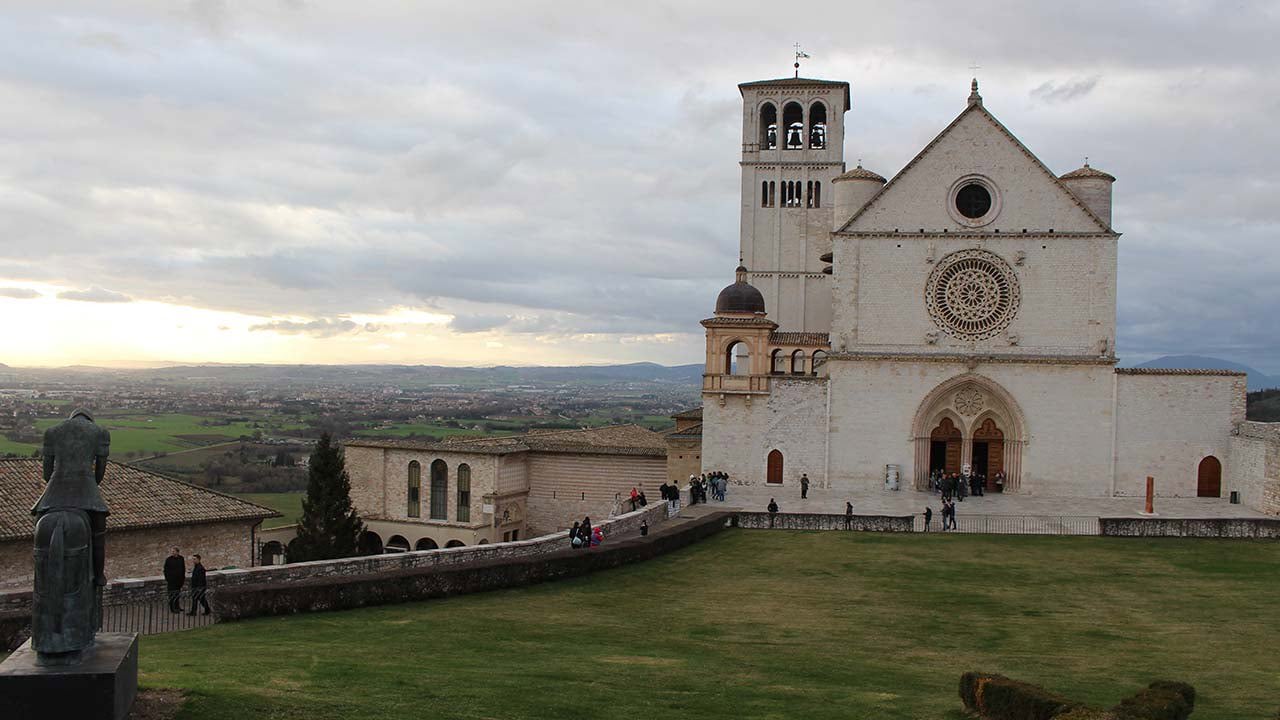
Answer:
xmin=770 ymin=332 xmax=831 ymax=347
xmin=1060 ymin=164 xmax=1116 ymax=182
xmin=833 ymin=165 xmax=887 ymax=183
xmin=1115 ymin=368 xmax=1245 ymax=377
xmin=666 ymin=423 xmax=703 ymax=439
xmin=347 ymin=424 xmax=669 ymax=457
xmin=0 ymin=459 xmax=279 ymax=541
xmin=671 ymin=407 xmax=703 ymax=420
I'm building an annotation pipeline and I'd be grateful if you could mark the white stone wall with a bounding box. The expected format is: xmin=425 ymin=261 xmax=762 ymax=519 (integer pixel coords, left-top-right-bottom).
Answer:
xmin=822 ymin=359 xmax=1115 ymax=496
xmin=1227 ymin=421 xmax=1280 ymax=515
xmin=1113 ymin=373 xmax=1245 ymax=497
xmin=701 ymin=377 xmax=829 ymax=489
xmin=832 ymin=234 xmax=1116 ymax=356
xmin=524 ymin=453 xmax=667 ymax=535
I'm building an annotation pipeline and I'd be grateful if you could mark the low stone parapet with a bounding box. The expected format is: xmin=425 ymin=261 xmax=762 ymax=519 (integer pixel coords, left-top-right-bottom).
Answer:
xmin=0 ymin=500 xmax=672 ymax=615
xmin=1100 ymin=516 xmax=1280 ymax=538
xmin=732 ymin=512 xmax=915 ymax=532
xmin=213 ymin=511 xmax=730 ymax=621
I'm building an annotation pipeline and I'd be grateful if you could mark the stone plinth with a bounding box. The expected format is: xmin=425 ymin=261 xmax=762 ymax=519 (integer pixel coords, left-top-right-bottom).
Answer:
xmin=0 ymin=632 xmax=138 ymax=720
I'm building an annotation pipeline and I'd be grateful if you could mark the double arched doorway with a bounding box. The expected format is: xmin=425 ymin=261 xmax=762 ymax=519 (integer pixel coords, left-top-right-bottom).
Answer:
xmin=913 ymin=375 xmax=1025 ymax=492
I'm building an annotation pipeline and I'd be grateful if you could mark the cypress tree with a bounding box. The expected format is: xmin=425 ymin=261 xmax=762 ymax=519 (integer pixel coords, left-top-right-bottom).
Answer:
xmin=287 ymin=432 xmax=364 ymax=562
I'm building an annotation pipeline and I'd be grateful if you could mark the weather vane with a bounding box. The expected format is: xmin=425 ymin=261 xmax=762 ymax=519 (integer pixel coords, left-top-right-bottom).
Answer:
xmin=794 ymin=44 xmax=810 ymax=77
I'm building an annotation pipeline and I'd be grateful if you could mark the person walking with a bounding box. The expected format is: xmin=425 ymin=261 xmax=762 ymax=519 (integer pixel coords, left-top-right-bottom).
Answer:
xmin=570 ymin=521 xmax=582 ymax=548
xmin=800 ymin=473 xmax=810 ymax=500
xmin=767 ymin=498 xmax=779 ymax=528
xmin=187 ymin=554 xmax=211 ymax=616
xmin=581 ymin=516 xmax=592 ymax=547
xmin=163 ymin=546 xmax=185 ymax=613
xmin=845 ymin=501 xmax=853 ymax=529
xmin=923 ymin=506 xmax=933 ymax=532
xmin=629 ymin=486 xmax=639 ymax=512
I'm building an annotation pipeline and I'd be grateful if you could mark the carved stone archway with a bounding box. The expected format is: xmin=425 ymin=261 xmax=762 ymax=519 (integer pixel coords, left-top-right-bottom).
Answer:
xmin=911 ymin=374 xmax=1026 ymax=492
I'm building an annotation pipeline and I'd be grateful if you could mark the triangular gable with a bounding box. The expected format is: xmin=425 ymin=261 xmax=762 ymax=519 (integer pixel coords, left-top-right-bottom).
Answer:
xmin=838 ymin=102 xmax=1111 ymax=234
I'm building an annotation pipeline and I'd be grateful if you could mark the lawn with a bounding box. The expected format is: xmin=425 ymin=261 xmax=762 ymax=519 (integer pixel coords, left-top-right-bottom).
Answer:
xmin=234 ymin=492 xmax=304 ymax=529
xmin=138 ymin=531 xmax=1280 ymax=719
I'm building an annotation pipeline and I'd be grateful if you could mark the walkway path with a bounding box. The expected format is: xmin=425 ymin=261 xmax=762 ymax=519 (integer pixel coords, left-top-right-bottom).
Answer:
xmin=693 ymin=483 xmax=1268 ymax=519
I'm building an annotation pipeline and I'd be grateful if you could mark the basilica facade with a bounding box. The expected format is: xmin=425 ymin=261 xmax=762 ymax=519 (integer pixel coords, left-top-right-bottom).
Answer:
xmin=700 ymin=74 xmax=1258 ymax=500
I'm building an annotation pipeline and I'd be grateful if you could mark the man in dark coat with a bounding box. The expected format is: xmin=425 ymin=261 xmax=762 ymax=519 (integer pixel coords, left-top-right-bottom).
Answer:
xmin=163 ymin=546 xmax=185 ymax=613
xmin=924 ymin=506 xmax=933 ymax=532
xmin=767 ymin=498 xmax=779 ymax=528
xmin=188 ymin=553 xmax=211 ymax=615
xmin=800 ymin=474 xmax=810 ymax=499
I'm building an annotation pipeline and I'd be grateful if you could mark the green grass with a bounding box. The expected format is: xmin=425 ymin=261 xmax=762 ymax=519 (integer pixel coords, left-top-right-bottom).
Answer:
xmin=235 ymin=492 xmax=304 ymax=529
xmin=136 ymin=532 xmax=1280 ymax=719
xmin=5 ymin=413 xmax=311 ymax=459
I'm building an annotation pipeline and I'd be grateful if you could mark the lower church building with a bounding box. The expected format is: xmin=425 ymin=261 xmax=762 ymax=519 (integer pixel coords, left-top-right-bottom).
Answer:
xmin=696 ymin=73 xmax=1279 ymax=512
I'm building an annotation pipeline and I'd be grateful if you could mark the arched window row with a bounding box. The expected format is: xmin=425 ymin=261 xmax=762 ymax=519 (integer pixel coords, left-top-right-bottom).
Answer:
xmin=768 ymin=348 xmax=828 ymax=376
xmin=406 ymin=459 xmax=456 ymax=521
xmin=758 ymin=100 xmax=829 ymax=151
xmin=764 ymin=180 xmax=820 ymax=209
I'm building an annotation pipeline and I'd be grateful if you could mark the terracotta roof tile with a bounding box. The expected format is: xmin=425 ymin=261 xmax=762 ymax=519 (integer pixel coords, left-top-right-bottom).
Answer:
xmin=666 ymin=423 xmax=703 ymax=439
xmin=0 ymin=460 xmax=279 ymax=542
xmin=1115 ymin=368 xmax=1245 ymax=377
xmin=770 ymin=332 xmax=831 ymax=346
xmin=671 ymin=407 xmax=703 ymax=420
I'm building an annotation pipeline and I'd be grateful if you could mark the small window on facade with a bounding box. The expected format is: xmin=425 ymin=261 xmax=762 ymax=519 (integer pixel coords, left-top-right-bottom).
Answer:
xmin=769 ymin=181 xmax=776 ymax=207
xmin=783 ymin=102 xmax=804 ymax=149
xmin=457 ymin=464 xmax=471 ymax=522
xmin=812 ymin=181 xmax=821 ymax=208
xmin=808 ymin=102 xmax=827 ymax=149
xmin=762 ymin=181 xmax=769 ymax=207
xmin=806 ymin=181 xmax=813 ymax=208
xmin=771 ymin=349 xmax=785 ymax=375
xmin=407 ymin=461 xmax=421 ymax=518
xmin=760 ymin=103 xmax=778 ymax=150
xmin=791 ymin=350 xmax=806 ymax=375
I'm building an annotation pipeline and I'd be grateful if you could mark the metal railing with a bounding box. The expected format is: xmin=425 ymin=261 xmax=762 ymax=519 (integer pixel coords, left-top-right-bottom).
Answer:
xmin=100 ymin=589 xmax=218 ymax=635
xmin=915 ymin=513 xmax=1100 ymax=536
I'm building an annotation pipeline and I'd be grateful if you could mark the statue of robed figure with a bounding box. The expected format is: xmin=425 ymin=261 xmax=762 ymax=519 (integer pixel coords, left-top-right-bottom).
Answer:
xmin=30 ymin=408 xmax=111 ymax=666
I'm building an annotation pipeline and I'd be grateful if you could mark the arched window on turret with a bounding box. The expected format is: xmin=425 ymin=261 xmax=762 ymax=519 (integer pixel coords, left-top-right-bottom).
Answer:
xmin=726 ymin=341 xmax=750 ymax=375
xmin=760 ymin=103 xmax=778 ymax=150
xmin=791 ymin=350 xmax=806 ymax=375
xmin=808 ymin=101 xmax=827 ymax=149
xmin=771 ymin=349 xmax=786 ymax=375
xmin=811 ymin=350 xmax=828 ymax=376
xmin=783 ymin=102 xmax=804 ymax=149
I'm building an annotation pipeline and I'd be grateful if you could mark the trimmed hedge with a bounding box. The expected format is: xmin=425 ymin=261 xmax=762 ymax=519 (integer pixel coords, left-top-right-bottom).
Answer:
xmin=959 ymin=674 xmax=1196 ymax=720
xmin=959 ymin=672 xmax=1083 ymax=720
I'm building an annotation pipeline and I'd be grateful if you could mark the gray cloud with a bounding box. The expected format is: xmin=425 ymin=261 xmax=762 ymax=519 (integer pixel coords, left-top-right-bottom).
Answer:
xmin=57 ymin=287 xmax=131 ymax=303
xmin=248 ymin=318 xmax=371 ymax=338
xmin=0 ymin=288 xmax=39 ymax=299
xmin=0 ymin=3 xmax=1278 ymax=369
xmin=1030 ymin=77 xmax=1100 ymax=104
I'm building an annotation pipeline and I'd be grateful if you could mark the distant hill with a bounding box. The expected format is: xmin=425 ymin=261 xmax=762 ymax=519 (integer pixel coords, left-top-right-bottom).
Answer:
xmin=2 ymin=362 xmax=706 ymax=388
xmin=1136 ymin=355 xmax=1279 ymax=391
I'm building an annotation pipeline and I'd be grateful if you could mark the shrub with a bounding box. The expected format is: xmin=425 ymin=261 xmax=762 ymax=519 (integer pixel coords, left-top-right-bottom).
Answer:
xmin=1110 ymin=681 xmax=1194 ymax=720
xmin=959 ymin=672 xmax=1083 ymax=720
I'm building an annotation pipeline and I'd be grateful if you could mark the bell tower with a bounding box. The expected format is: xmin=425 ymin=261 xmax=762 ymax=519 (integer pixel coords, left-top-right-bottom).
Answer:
xmin=737 ymin=75 xmax=849 ymax=334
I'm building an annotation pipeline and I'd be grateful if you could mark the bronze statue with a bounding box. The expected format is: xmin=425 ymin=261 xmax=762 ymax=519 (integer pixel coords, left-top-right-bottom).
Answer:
xmin=30 ymin=408 xmax=111 ymax=666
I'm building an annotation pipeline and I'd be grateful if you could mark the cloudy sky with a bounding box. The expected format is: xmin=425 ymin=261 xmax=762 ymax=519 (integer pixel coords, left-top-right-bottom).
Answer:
xmin=1 ymin=1 xmax=1277 ymax=372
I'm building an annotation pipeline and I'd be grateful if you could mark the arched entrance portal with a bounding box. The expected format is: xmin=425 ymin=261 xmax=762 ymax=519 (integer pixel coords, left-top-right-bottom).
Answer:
xmin=972 ymin=418 xmax=1005 ymax=491
xmin=911 ymin=375 xmax=1026 ymax=492
xmin=1197 ymin=456 xmax=1221 ymax=498
xmin=929 ymin=418 xmax=962 ymax=475
xmin=766 ymin=449 xmax=783 ymax=485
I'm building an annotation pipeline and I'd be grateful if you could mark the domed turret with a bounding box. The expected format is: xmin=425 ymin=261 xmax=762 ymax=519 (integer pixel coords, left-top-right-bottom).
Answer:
xmin=715 ymin=265 xmax=766 ymax=315
xmin=831 ymin=163 xmax=887 ymax=230
xmin=1060 ymin=162 xmax=1116 ymax=227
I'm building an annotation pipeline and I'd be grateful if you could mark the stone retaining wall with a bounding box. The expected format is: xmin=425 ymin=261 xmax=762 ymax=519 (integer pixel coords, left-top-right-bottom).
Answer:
xmin=732 ymin=512 xmax=915 ymax=532
xmin=0 ymin=500 xmax=670 ymax=614
xmin=214 ymin=512 xmax=730 ymax=621
xmin=1100 ymin=516 xmax=1280 ymax=538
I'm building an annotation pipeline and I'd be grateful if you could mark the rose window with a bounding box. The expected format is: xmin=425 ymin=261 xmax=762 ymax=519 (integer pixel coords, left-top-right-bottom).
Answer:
xmin=954 ymin=388 xmax=985 ymax=416
xmin=926 ymin=249 xmax=1020 ymax=341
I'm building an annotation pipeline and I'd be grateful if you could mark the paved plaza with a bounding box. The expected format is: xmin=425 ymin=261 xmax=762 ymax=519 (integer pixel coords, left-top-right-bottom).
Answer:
xmin=697 ymin=482 xmax=1269 ymax=520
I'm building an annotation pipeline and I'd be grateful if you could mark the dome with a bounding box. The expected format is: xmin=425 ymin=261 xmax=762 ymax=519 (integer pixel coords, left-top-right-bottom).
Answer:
xmin=833 ymin=164 xmax=887 ymax=183
xmin=715 ymin=271 xmax=766 ymax=314
xmin=1060 ymin=163 xmax=1115 ymax=182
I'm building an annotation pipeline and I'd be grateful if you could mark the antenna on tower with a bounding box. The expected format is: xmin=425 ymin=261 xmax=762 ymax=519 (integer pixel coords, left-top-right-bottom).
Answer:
xmin=794 ymin=44 xmax=810 ymax=78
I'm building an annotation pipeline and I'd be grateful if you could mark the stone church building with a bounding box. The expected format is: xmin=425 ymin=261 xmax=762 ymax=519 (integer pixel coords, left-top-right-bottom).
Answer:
xmin=701 ymin=74 xmax=1273 ymax=505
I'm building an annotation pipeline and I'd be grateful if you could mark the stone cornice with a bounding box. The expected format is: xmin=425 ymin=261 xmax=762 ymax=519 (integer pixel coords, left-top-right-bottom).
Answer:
xmin=827 ymin=351 xmax=1117 ymax=366
xmin=832 ymin=231 xmax=1119 ymax=239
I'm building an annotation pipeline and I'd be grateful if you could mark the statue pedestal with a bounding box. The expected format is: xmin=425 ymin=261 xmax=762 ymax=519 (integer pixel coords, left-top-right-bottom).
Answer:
xmin=0 ymin=633 xmax=138 ymax=720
